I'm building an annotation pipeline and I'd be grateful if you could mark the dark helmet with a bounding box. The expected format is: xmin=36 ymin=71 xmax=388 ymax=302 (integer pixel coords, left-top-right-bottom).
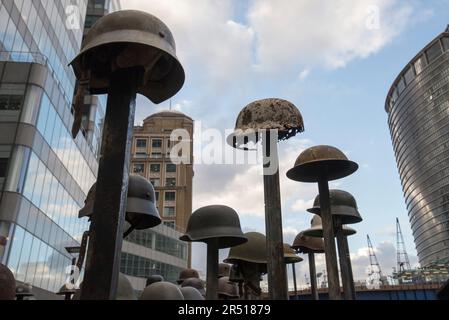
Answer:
xmin=287 ymin=145 xmax=358 ymax=182
xmin=283 ymin=244 xmax=303 ymax=264
xmin=224 ymin=232 xmax=267 ymax=265
xmin=307 ymin=190 xmax=363 ymax=225
xmin=70 ymin=10 xmax=185 ymax=104
xmin=180 ymin=287 xmax=205 ymax=301
xmin=180 ymin=205 xmax=248 ymax=249
xmin=116 ymin=273 xmax=137 ymax=300
xmin=181 ymin=278 xmax=206 ymax=296
xmin=229 ymin=264 xmax=244 ymax=284
xmin=79 ymin=175 xmax=161 ymax=230
xmin=218 ymin=277 xmax=239 ymax=299
xmin=15 ymin=283 xmax=34 ymax=299
xmin=291 ymin=232 xmax=325 ymax=254
xmin=177 ymin=269 xmax=200 ymax=285
xmin=303 ymin=215 xmax=356 ymax=238
xmin=228 ymin=98 xmax=304 ymax=150
xmin=0 ymin=264 xmax=16 ymax=300
xmin=218 ymin=263 xmax=231 ymax=278
xmin=147 ymin=275 xmax=164 ymax=287
xmin=140 ymin=282 xmax=184 ymax=300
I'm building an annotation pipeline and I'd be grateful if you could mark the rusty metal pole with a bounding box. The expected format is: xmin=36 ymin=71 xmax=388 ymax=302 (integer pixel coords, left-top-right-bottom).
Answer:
xmin=308 ymin=253 xmax=319 ymax=300
xmin=317 ymin=178 xmax=341 ymax=300
xmin=206 ymin=239 xmax=219 ymax=300
xmin=262 ymin=131 xmax=288 ymax=300
xmin=292 ymin=263 xmax=298 ymax=299
xmin=335 ymin=218 xmax=356 ymax=300
xmin=80 ymin=67 xmax=143 ymax=300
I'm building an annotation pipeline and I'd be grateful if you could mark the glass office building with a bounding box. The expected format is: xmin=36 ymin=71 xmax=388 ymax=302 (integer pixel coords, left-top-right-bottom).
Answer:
xmin=386 ymin=27 xmax=449 ymax=267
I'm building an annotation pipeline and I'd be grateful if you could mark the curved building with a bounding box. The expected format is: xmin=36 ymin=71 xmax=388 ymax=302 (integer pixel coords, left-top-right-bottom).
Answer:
xmin=385 ymin=27 xmax=449 ymax=266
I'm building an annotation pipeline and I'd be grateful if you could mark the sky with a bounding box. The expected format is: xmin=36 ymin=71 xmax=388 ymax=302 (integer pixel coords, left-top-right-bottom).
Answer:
xmin=122 ymin=0 xmax=449 ymax=288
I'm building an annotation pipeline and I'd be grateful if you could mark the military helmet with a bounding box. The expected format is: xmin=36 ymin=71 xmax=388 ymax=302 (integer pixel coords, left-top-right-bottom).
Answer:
xmin=308 ymin=190 xmax=363 ymax=225
xmin=224 ymin=232 xmax=267 ymax=265
xmin=283 ymin=244 xmax=303 ymax=264
xmin=303 ymin=215 xmax=356 ymax=238
xmin=291 ymin=231 xmax=325 ymax=254
xmin=228 ymin=98 xmax=304 ymax=150
xmin=180 ymin=205 xmax=248 ymax=249
xmin=116 ymin=273 xmax=137 ymax=300
xmin=218 ymin=263 xmax=231 ymax=278
xmin=147 ymin=275 xmax=164 ymax=287
xmin=79 ymin=175 xmax=161 ymax=230
xmin=177 ymin=268 xmax=200 ymax=285
xmin=181 ymin=278 xmax=206 ymax=296
xmin=218 ymin=277 xmax=239 ymax=299
xmin=180 ymin=287 xmax=205 ymax=301
xmin=0 ymin=264 xmax=16 ymax=300
xmin=15 ymin=283 xmax=34 ymax=298
xmin=70 ymin=10 xmax=185 ymax=104
xmin=287 ymin=145 xmax=358 ymax=183
xmin=229 ymin=264 xmax=245 ymax=284
xmin=140 ymin=282 xmax=184 ymax=300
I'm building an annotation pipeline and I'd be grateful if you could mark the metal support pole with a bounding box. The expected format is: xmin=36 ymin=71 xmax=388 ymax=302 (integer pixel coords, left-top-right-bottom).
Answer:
xmin=262 ymin=131 xmax=288 ymax=300
xmin=80 ymin=67 xmax=143 ymax=300
xmin=206 ymin=239 xmax=219 ymax=300
xmin=335 ymin=219 xmax=356 ymax=300
xmin=317 ymin=178 xmax=341 ymax=300
xmin=292 ymin=263 xmax=298 ymax=299
xmin=308 ymin=253 xmax=319 ymax=300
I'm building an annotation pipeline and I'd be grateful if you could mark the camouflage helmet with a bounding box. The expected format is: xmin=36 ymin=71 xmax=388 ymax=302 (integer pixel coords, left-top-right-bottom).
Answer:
xmin=228 ymin=98 xmax=304 ymax=150
xmin=177 ymin=268 xmax=200 ymax=285
xmin=140 ymin=282 xmax=184 ymax=300
xmin=15 ymin=283 xmax=34 ymax=299
xmin=147 ymin=275 xmax=164 ymax=287
xmin=307 ymin=190 xmax=363 ymax=225
xmin=180 ymin=205 xmax=248 ymax=249
xmin=181 ymin=278 xmax=206 ymax=296
xmin=79 ymin=175 xmax=161 ymax=230
xmin=70 ymin=10 xmax=185 ymax=104
xmin=303 ymin=215 xmax=356 ymax=238
xmin=116 ymin=273 xmax=137 ymax=300
xmin=0 ymin=264 xmax=16 ymax=300
xmin=218 ymin=277 xmax=239 ymax=299
xmin=283 ymin=244 xmax=303 ymax=264
xmin=287 ymin=145 xmax=358 ymax=183
xmin=180 ymin=287 xmax=205 ymax=301
xmin=218 ymin=263 xmax=231 ymax=278
xmin=224 ymin=232 xmax=267 ymax=265
xmin=291 ymin=231 xmax=325 ymax=254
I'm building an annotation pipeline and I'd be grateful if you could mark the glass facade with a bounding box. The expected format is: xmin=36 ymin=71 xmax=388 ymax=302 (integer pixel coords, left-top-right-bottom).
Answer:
xmin=386 ymin=30 xmax=449 ymax=266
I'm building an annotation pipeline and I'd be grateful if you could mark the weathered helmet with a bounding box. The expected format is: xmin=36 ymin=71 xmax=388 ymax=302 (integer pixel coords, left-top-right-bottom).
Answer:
xmin=116 ymin=273 xmax=137 ymax=300
xmin=307 ymin=190 xmax=363 ymax=225
xmin=79 ymin=175 xmax=161 ymax=230
xmin=147 ymin=275 xmax=164 ymax=287
xmin=140 ymin=282 xmax=184 ymax=300
xmin=218 ymin=277 xmax=239 ymax=299
xmin=229 ymin=264 xmax=245 ymax=283
xmin=218 ymin=263 xmax=231 ymax=278
xmin=0 ymin=264 xmax=16 ymax=300
xmin=70 ymin=10 xmax=185 ymax=104
xmin=177 ymin=269 xmax=200 ymax=285
xmin=15 ymin=283 xmax=34 ymax=299
xmin=180 ymin=287 xmax=205 ymax=301
xmin=283 ymin=244 xmax=303 ymax=264
xmin=228 ymin=98 xmax=304 ymax=150
xmin=292 ymin=232 xmax=325 ymax=254
xmin=224 ymin=232 xmax=267 ymax=265
xmin=303 ymin=215 xmax=356 ymax=238
xmin=287 ymin=146 xmax=358 ymax=183
xmin=180 ymin=205 xmax=248 ymax=249
xmin=181 ymin=278 xmax=206 ymax=296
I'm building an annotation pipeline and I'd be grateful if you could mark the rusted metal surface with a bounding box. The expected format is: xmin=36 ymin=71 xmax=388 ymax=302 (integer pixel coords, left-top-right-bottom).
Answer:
xmin=206 ymin=239 xmax=219 ymax=300
xmin=308 ymin=253 xmax=319 ymax=300
xmin=80 ymin=67 xmax=142 ymax=300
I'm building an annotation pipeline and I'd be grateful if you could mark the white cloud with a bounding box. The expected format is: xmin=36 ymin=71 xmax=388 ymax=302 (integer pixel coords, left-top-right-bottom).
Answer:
xmin=291 ymin=198 xmax=314 ymax=212
xmin=298 ymin=69 xmax=310 ymax=81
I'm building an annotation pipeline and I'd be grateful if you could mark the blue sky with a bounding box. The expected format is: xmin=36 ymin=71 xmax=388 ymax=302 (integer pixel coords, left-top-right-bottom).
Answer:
xmin=124 ymin=0 xmax=449 ymax=284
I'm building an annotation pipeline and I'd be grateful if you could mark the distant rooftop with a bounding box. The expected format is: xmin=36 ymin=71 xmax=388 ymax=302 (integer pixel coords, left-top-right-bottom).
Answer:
xmin=143 ymin=110 xmax=193 ymax=122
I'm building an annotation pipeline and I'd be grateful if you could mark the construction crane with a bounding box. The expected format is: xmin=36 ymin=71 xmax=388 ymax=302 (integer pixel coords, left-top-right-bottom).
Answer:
xmin=396 ymin=218 xmax=411 ymax=272
xmin=367 ymin=235 xmax=383 ymax=279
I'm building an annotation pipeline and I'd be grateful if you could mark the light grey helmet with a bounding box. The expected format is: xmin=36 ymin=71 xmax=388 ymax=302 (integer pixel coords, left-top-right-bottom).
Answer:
xmin=147 ymin=275 xmax=164 ymax=287
xmin=218 ymin=263 xmax=231 ymax=278
xmin=181 ymin=278 xmax=206 ymax=296
xmin=116 ymin=273 xmax=137 ymax=300
xmin=177 ymin=269 xmax=199 ymax=285
xmin=0 ymin=264 xmax=16 ymax=300
xmin=140 ymin=282 xmax=184 ymax=300
xmin=180 ymin=205 xmax=248 ymax=249
xmin=79 ymin=175 xmax=161 ymax=230
xmin=180 ymin=287 xmax=205 ymax=301
xmin=218 ymin=277 xmax=239 ymax=299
